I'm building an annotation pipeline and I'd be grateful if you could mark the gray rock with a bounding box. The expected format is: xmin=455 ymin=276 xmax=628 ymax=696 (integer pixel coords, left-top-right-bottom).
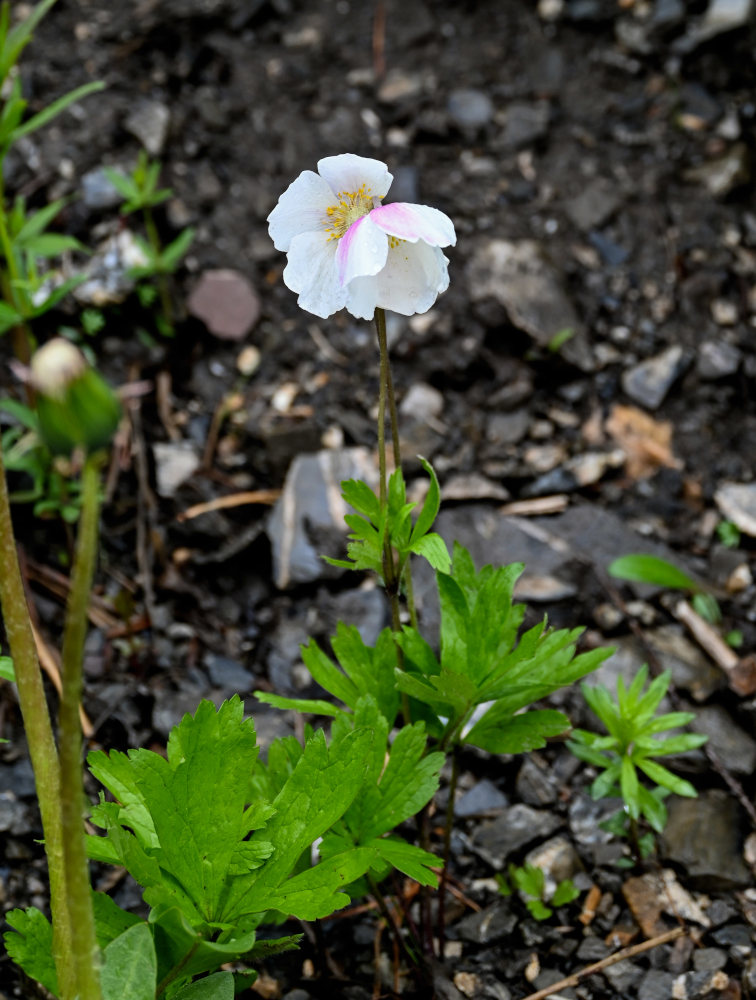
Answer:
xmin=400 ymin=381 xmax=444 ymax=422
xmin=455 ymin=900 xmax=518 ymax=944
xmin=697 ymin=339 xmax=742 ymax=380
xmin=204 ymin=653 xmax=251 ymax=693
xmin=516 ymin=757 xmax=559 ymax=806
xmin=690 ymin=704 xmax=756 ymax=775
xmin=319 ymin=586 xmax=389 ymax=648
xmin=455 ymin=779 xmax=509 ymax=818
xmin=73 ymin=229 xmax=149 ymax=306
xmin=563 ymin=177 xmax=622 ymax=232
xmin=486 ymin=409 xmax=530 ymax=446
xmin=500 ymin=102 xmax=550 ymax=149
xmin=679 ymin=0 xmax=755 ymax=50
xmin=448 ymin=88 xmax=494 ymax=130
xmin=638 ymin=969 xmax=676 ymax=1000
xmin=660 ymin=790 xmax=750 ymax=887
xmin=712 ymin=923 xmax=753 ymax=960
xmin=715 ymin=482 xmax=756 ymax=537
xmin=188 ymin=269 xmax=261 ymax=341
xmin=466 ymin=239 xmax=594 ymax=371
xmin=153 ymin=685 xmax=211 ymax=738
xmin=0 ymin=791 xmax=26 ymax=834
xmin=602 ymin=959 xmax=644 ymax=995
xmin=672 ymin=969 xmax=732 ymax=999
xmin=568 ymin=794 xmax=617 ymax=847
xmin=622 ymin=345 xmax=688 ymax=409
xmin=525 ymin=835 xmax=582 ymax=895
xmin=266 ymin=619 xmax=311 ymax=696
xmin=153 ymin=441 xmax=200 ymax=498
xmin=472 ymin=804 xmax=561 ymax=867
xmin=693 ymin=949 xmax=728 ymax=972
xmin=81 ymin=166 xmax=125 ymax=210
xmin=268 ymin=448 xmax=377 ymax=588
xmin=124 ymin=99 xmax=171 ymax=155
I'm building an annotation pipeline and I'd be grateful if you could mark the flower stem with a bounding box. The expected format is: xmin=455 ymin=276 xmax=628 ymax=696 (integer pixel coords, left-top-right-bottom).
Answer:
xmin=58 ymin=452 xmax=104 ymax=1000
xmin=0 ymin=448 xmax=75 ymax=997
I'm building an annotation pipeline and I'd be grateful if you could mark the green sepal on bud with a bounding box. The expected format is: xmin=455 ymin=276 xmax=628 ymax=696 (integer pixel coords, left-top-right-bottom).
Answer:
xmin=30 ymin=338 xmax=121 ymax=456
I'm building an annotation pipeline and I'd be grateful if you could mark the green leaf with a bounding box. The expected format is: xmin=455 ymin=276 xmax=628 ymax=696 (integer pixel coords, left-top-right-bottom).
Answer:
xmin=103 ymin=167 xmax=139 ymax=203
xmin=254 ymin=693 xmax=340 ymax=717
xmin=171 ymin=972 xmax=235 ymax=1000
xmin=620 ymin=755 xmax=640 ymax=819
xmin=150 ymin=906 xmax=260 ymax=987
xmin=370 ymin=836 xmax=439 ymax=887
xmin=526 ymin=898 xmax=552 ymax=921
xmin=0 ymin=300 xmax=23 ymax=333
xmin=692 ymin=591 xmax=721 ymax=624
xmin=466 ymin=708 xmax=569 ymax=754
xmin=21 ymin=233 xmax=86 ymax=257
xmin=160 ymin=227 xmax=195 ymax=271
xmin=0 ymin=655 xmax=14 ymax=682
xmin=3 ymin=906 xmax=58 ymax=995
xmin=511 ymin=863 xmax=544 ymax=898
xmin=552 ymin=879 xmax=580 ymax=907
xmin=409 ymin=531 xmax=451 ymax=572
xmin=101 ymin=922 xmax=156 ymax=1000
xmin=11 ymin=81 xmax=106 ymax=143
xmin=608 ymin=554 xmax=699 ymax=592
xmin=14 ymin=196 xmax=67 ymax=242
xmin=93 ymin=891 xmax=143 ymax=949
xmin=341 ymin=478 xmax=381 ymax=522
xmin=0 ymin=0 xmax=57 ymax=84
xmin=409 ymin=457 xmax=442 ymax=543
xmin=637 ymin=784 xmax=667 ymax=834
xmin=636 ymin=758 xmax=698 ymax=797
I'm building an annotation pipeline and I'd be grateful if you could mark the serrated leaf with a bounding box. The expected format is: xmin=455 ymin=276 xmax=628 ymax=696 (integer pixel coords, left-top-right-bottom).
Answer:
xmin=370 ymin=836 xmax=439 ymax=887
xmin=101 ymin=922 xmax=156 ymax=1000
xmin=526 ymin=898 xmax=552 ymax=920
xmin=341 ymin=478 xmax=381 ymax=522
xmin=608 ymin=554 xmax=698 ymax=592
xmin=93 ymin=891 xmax=143 ymax=949
xmin=3 ymin=907 xmax=57 ymax=995
xmin=466 ymin=708 xmax=570 ymax=754
xmin=552 ymin=880 xmax=580 ymax=907
xmin=409 ymin=531 xmax=451 ymax=572
xmin=150 ymin=906 xmax=259 ymax=987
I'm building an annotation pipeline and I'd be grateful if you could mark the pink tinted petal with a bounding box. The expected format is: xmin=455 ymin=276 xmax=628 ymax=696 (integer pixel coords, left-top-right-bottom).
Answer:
xmin=283 ymin=231 xmax=346 ymax=318
xmin=335 ymin=215 xmax=388 ymax=286
xmin=348 ymin=239 xmax=449 ymax=317
xmin=318 ymin=154 xmax=393 ymax=199
xmin=267 ymin=170 xmax=336 ymax=252
xmin=369 ymin=203 xmax=456 ymax=248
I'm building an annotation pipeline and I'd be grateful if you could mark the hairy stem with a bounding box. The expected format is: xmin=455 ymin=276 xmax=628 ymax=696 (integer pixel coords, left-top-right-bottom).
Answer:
xmin=0 ymin=449 xmax=75 ymax=996
xmin=58 ymin=453 xmax=104 ymax=1000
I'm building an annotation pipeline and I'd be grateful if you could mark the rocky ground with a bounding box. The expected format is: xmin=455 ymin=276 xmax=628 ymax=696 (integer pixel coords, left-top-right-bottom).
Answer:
xmin=2 ymin=0 xmax=756 ymax=997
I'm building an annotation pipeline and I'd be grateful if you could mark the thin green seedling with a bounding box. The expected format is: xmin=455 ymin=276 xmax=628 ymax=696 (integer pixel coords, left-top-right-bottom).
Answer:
xmin=608 ymin=552 xmax=721 ymax=625
xmin=496 ymin=863 xmax=580 ymax=921
xmin=567 ymin=665 xmax=707 ymax=866
xmin=105 ymin=151 xmax=195 ymax=336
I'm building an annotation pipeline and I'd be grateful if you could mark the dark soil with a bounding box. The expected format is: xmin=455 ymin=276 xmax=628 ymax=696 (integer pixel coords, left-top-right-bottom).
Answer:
xmin=2 ymin=1 xmax=756 ymax=998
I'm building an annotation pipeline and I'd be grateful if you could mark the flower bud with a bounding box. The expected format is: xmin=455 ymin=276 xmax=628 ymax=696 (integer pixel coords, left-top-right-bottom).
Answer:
xmin=30 ymin=338 xmax=121 ymax=456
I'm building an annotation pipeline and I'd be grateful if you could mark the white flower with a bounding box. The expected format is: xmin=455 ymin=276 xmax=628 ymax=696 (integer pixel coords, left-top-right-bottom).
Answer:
xmin=267 ymin=153 xmax=456 ymax=320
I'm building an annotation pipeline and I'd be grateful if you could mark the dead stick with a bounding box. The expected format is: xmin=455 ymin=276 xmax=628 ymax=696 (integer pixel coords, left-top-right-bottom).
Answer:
xmin=519 ymin=927 xmax=685 ymax=1000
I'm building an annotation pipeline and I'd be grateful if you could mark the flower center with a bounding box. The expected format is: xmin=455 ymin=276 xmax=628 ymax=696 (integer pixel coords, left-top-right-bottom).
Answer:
xmin=324 ymin=185 xmax=376 ymax=241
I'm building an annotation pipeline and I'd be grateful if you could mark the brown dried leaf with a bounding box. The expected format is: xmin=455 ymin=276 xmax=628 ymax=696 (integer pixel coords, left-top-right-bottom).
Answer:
xmin=605 ymin=404 xmax=682 ymax=479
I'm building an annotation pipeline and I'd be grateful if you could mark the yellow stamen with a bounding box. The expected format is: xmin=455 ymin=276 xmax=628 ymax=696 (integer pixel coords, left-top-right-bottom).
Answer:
xmin=323 ymin=184 xmax=377 ymax=241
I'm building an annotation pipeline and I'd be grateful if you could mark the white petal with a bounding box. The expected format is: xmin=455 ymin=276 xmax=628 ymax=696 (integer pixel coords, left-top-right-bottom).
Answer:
xmin=317 ymin=153 xmax=393 ymax=199
xmin=369 ymin=202 xmax=456 ymax=248
xmin=335 ymin=215 xmax=388 ymax=286
xmin=283 ymin=231 xmax=346 ymax=318
xmin=344 ymin=276 xmax=379 ymax=321
xmin=348 ymin=240 xmax=449 ymax=318
xmin=268 ymin=170 xmax=335 ymax=252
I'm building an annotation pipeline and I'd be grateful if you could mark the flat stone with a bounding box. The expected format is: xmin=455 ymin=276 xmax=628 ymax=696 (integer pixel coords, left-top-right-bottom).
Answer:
xmin=448 ymin=88 xmax=494 ymax=130
xmin=697 ymin=340 xmax=742 ymax=379
xmin=564 ymin=177 xmax=622 ymax=232
xmin=455 ymin=900 xmax=518 ymax=944
xmin=153 ymin=441 xmax=200 ymax=498
xmin=188 ymin=269 xmax=261 ymax=340
xmin=466 ymin=239 xmax=594 ymax=371
xmin=267 ymin=447 xmax=378 ymax=588
xmin=639 ymin=970 xmax=676 ymax=1000
xmin=672 ymin=970 xmax=732 ymax=999
xmin=661 ymin=790 xmax=750 ymax=888
xmin=455 ymin=779 xmax=509 ymax=818
xmin=622 ymin=345 xmax=688 ymax=410
xmin=693 ymin=949 xmax=728 ymax=972
xmin=472 ymin=804 xmax=561 ymax=867
xmin=81 ymin=166 xmax=125 ymax=209
xmin=603 ymin=960 xmax=644 ymax=995
xmin=400 ymin=381 xmax=444 ymax=422
xmin=486 ymin=409 xmax=530 ymax=446
xmin=524 ymin=835 xmax=582 ymax=895
xmin=715 ymin=482 xmax=756 ymax=537
xmin=124 ymin=99 xmax=170 ymax=155
xmin=204 ymin=653 xmax=252 ymax=693
xmin=500 ymin=101 xmax=550 ymax=149
xmin=689 ymin=704 xmax=756 ymax=775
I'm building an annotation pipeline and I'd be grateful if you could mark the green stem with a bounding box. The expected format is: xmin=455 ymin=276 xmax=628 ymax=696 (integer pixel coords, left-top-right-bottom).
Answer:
xmin=143 ymin=207 xmax=174 ymax=329
xmin=0 ymin=177 xmax=34 ymax=363
xmin=367 ymin=872 xmax=424 ymax=972
xmin=437 ymin=748 xmax=460 ymax=955
xmin=0 ymin=448 xmax=75 ymax=996
xmin=58 ymin=453 xmax=104 ymax=1000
